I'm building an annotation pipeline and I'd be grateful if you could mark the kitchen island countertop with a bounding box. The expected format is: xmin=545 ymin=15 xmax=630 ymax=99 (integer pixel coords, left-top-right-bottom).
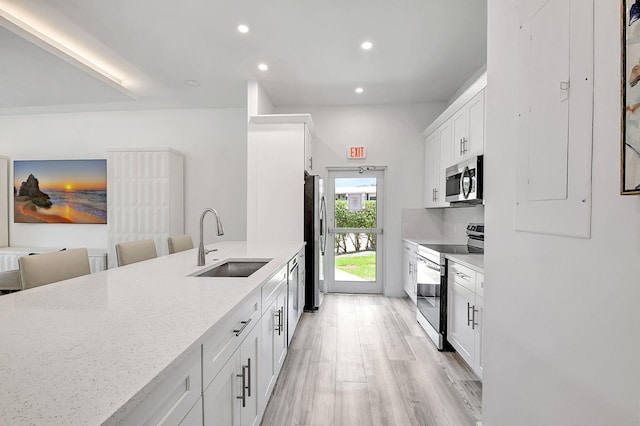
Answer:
xmin=0 ymin=240 xmax=303 ymax=425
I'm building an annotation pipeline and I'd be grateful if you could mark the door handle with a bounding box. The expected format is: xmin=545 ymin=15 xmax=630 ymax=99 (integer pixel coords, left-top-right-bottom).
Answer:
xmin=467 ymin=302 xmax=473 ymax=327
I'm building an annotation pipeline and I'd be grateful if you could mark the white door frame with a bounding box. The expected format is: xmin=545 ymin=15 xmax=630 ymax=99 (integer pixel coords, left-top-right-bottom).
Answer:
xmin=325 ymin=166 xmax=385 ymax=294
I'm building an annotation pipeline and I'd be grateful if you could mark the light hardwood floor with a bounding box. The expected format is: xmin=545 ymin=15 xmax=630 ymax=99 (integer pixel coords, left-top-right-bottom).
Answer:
xmin=261 ymin=294 xmax=482 ymax=426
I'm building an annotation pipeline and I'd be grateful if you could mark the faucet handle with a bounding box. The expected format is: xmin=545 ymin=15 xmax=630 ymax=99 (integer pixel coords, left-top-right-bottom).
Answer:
xmin=205 ymin=248 xmax=218 ymax=255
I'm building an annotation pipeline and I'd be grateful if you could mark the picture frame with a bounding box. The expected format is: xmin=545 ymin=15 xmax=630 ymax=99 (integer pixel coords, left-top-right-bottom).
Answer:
xmin=622 ymin=0 xmax=640 ymax=194
xmin=13 ymin=159 xmax=107 ymax=224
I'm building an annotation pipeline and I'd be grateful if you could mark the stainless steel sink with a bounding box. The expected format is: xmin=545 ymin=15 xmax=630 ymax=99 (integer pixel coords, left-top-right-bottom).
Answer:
xmin=192 ymin=259 xmax=271 ymax=278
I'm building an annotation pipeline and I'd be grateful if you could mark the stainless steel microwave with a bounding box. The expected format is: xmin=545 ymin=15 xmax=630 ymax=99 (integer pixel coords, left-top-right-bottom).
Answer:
xmin=445 ymin=155 xmax=483 ymax=204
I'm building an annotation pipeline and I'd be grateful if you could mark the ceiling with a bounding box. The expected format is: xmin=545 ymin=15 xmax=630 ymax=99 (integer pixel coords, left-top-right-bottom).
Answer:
xmin=0 ymin=0 xmax=487 ymax=114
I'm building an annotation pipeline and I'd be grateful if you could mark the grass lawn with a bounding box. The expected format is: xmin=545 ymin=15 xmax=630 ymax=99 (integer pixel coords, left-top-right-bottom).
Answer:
xmin=335 ymin=252 xmax=376 ymax=280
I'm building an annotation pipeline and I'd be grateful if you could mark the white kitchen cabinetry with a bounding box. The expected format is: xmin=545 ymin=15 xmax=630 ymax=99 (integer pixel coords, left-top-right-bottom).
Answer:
xmin=258 ymin=266 xmax=288 ymax=415
xmin=424 ymin=121 xmax=452 ymax=208
xmin=107 ymin=148 xmax=184 ymax=268
xmin=451 ymin=89 xmax=485 ymax=164
xmin=202 ymin=289 xmax=262 ymax=426
xmin=203 ymin=322 xmax=261 ymax=426
xmin=121 ymin=348 xmax=202 ymax=426
xmin=422 ymin=73 xmax=486 ymax=209
xmin=423 ymin=132 xmax=439 ymax=208
xmin=402 ymin=241 xmax=418 ymax=304
xmin=247 ymin=114 xmax=314 ymax=243
xmin=304 ymin=124 xmax=314 ymax=173
xmin=447 ymin=260 xmax=483 ymax=379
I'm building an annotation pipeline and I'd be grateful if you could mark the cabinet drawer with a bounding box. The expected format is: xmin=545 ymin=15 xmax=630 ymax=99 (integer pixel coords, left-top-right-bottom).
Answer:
xmin=122 ymin=347 xmax=202 ymax=426
xmin=202 ymin=289 xmax=261 ymax=390
xmin=448 ymin=261 xmax=476 ymax=293
xmin=262 ymin=265 xmax=287 ymax=314
xmin=476 ymin=272 xmax=484 ymax=298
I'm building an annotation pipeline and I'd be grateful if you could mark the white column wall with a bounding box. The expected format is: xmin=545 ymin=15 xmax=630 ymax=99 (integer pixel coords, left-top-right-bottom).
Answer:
xmin=484 ymin=1 xmax=640 ymax=424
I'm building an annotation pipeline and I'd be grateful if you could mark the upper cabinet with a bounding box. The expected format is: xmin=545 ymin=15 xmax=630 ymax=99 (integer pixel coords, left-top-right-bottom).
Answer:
xmin=304 ymin=124 xmax=314 ymax=173
xmin=247 ymin=114 xmax=315 ymax=243
xmin=451 ymin=90 xmax=485 ymax=163
xmin=422 ymin=72 xmax=486 ymax=208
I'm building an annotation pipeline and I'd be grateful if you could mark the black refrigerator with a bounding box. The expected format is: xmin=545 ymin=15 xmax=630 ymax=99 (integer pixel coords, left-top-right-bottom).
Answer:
xmin=304 ymin=173 xmax=326 ymax=311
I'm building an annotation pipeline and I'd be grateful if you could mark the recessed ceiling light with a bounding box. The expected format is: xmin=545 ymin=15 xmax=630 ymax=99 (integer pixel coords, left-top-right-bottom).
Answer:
xmin=258 ymin=63 xmax=269 ymax=71
xmin=185 ymin=79 xmax=200 ymax=87
xmin=237 ymin=24 xmax=250 ymax=33
xmin=355 ymin=87 xmax=364 ymax=94
xmin=360 ymin=41 xmax=373 ymax=50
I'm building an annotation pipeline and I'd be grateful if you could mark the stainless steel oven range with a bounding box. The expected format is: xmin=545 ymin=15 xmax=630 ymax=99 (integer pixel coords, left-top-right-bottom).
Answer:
xmin=416 ymin=223 xmax=484 ymax=350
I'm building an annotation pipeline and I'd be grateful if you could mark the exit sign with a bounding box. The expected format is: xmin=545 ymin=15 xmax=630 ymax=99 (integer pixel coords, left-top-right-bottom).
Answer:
xmin=347 ymin=146 xmax=367 ymax=159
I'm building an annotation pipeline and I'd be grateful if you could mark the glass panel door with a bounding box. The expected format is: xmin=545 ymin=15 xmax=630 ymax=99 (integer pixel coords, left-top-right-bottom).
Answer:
xmin=326 ymin=168 xmax=384 ymax=294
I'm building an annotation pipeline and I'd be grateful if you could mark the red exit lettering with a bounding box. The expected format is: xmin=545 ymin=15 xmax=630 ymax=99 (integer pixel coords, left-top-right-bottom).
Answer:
xmin=348 ymin=146 xmax=366 ymax=159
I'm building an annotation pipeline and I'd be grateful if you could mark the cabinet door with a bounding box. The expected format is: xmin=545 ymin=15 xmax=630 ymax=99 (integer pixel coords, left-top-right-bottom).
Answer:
xmin=423 ymin=132 xmax=439 ymax=208
xmin=437 ymin=122 xmax=452 ymax=207
xmin=473 ymin=295 xmax=483 ymax=380
xmin=203 ymin=349 xmax=241 ymax=426
xmin=402 ymin=249 xmax=412 ymax=300
xmin=258 ymin=300 xmax=277 ymax=416
xmin=451 ymin=107 xmax=467 ymax=164
xmin=240 ymin=320 xmax=261 ymax=426
xmin=179 ymin=397 xmax=203 ymax=426
xmin=274 ymin=287 xmax=288 ymax=371
xmin=304 ymin=125 xmax=313 ymax=173
xmin=258 ymin=286 xmax=287 ymax=416
xmin=447 ymin=280 xmax=475 ymax=367
xmin=466 ymin=90 xmax=485 ymax=158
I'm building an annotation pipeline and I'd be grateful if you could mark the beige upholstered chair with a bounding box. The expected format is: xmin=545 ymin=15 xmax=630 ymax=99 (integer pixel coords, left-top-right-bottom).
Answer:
xmin=116 ymin=239 xmax=158 ymax=267
xmin=18 ymin=248 xmax=91 ymax=290
xmin=167 ymin=234 xmax=194 ymax=254
xmin=0 ymin=269 xmax=22 ymax=293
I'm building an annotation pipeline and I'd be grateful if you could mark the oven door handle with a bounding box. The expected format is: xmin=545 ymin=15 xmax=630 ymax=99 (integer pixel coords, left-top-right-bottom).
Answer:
xmin=417 ymin=256 xmax=441 ymax=272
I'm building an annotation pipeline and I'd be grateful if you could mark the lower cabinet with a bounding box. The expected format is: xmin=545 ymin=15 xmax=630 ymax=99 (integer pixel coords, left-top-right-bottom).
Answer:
xmin=258 ymin=285 xmax=288 ymax=415
xmin=402 ymin=241 xmax=417 ymax=304
xmin=447 ymin=260 xmax=483 ymax=379
xmin=121 ymin=347 xmax=202 ymax=426
xmin=203 ymin=322 xmax=261 ymax=426
xmin=180 ymin=397 xmax=203 ymax=426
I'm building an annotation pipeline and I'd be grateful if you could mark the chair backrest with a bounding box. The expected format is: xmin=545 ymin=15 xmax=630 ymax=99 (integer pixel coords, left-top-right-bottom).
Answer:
xmin=0 ymin=269 xmax=22 ymax=292
xmin=18 ymin=248 xmax=91 ymax=290
xmin=116 ymin=239 xmax=157 ymax=267
xmin=167 ymin=234 xmax=194 ymax=254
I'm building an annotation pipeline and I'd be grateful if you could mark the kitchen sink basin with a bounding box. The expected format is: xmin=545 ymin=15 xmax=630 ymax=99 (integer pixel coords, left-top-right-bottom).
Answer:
xmin=192 ymin=259 xmax=271 ymax=278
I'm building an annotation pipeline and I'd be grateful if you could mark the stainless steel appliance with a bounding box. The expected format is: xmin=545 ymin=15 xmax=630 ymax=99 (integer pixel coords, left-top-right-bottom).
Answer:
xmin=416 ymin=223 xmax=484 ymax=350
xmin=304 ymin=173 xmax=327 ymax=311
xmin=445 ymin=155 xmax=483 ymax=204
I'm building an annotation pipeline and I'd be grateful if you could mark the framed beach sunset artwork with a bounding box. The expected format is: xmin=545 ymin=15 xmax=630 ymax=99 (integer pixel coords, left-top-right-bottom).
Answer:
xmin=623 ymin=0 xmax=640 ymax=194
xmin=13 ymin=160 xmax=107 ymax=224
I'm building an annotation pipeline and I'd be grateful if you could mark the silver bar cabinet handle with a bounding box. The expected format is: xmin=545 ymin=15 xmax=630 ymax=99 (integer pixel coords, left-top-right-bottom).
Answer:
xmin=472 ymin=306 xmax=478 ymax=330
xmin=246 ymin=358 xmax=251 ymax=397
xmin=233 ymin=318 xmax=252 ymax=336
xmin=467 ymin=302 xmax=473 ymax=327
xmin=237 ymin=366 xmax=246 ymax=407
xmin=274 ymin=309 xmax=282 ymax=335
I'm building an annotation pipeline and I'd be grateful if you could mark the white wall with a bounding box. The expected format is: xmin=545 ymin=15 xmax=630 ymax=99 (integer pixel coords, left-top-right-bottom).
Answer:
xmin=276 ymin=103 xmax=445 ymax=296
xmin=484 ymin=1 xmax=640 ymax=424
xmin=0 ymin=108 xmax=247 ymax=252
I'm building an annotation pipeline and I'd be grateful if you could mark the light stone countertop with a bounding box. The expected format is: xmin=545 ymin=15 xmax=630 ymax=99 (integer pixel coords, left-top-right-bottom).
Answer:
xmin=445 ymin=253 xmax=484 ymax=272
xmin=0 ymin=240 xmax=303 ymax=425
